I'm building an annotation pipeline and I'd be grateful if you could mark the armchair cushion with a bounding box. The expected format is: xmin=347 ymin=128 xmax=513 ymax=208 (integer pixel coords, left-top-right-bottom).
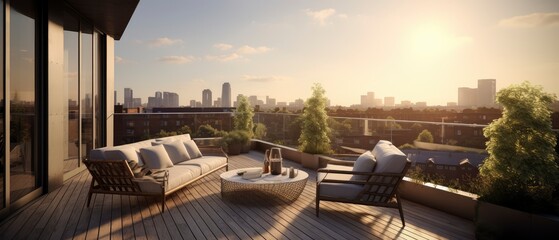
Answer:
xmin=372 ymin=141 xmax=407 ymax=173
xmin=350 ymin=151 xmax=376 ymax=181
xmin=140 ymin=145 xmax=174 ymax=169
xmin=318 ymin=165 xmax=362 ymax=199
xmin=183 ymin=140 xmax=203 ymax=159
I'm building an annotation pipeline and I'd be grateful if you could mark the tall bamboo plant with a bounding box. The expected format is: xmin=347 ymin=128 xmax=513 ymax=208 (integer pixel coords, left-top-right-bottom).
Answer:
xmin=298 ymin=83 xmax=332 ymax=154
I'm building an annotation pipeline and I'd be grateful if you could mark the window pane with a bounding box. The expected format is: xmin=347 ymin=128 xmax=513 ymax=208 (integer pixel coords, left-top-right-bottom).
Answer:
xmin=10 ymin=0 xmax=38 ymax=202
xmin=0 ymin=0 xmax=5 ymax=209
xmin=81 ymin=23 xmax=93 ymax=160
xmin=63 ymin=11 xmax=79 ymax=173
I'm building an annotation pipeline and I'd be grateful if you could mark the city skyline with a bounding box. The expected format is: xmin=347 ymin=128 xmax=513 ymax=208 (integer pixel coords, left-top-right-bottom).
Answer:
xmin=115 ymin=0 xmax=559 ymax=106
xmin=117 ymin=78 xmax=496 ymax=109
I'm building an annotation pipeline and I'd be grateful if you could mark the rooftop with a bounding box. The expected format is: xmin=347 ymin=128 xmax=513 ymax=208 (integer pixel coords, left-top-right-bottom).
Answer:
xmin=0 ymin=151 xmax=474 ymax=239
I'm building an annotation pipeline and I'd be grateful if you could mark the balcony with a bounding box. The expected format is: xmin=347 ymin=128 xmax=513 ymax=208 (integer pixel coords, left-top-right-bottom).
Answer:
xmin=0 ymin=150 xmax=474 ymax=239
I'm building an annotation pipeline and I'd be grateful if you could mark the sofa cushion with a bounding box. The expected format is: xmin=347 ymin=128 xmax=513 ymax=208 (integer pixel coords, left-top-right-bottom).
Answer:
xmin=350 ymin=151 xmax=376 ymax=181
xmin=153 ymin=140 xmax=191 ymax=164
xmin=176 ymin=156 xmax=227 ymax=174
xmin=140 ymin=145 xmax=174 ymax=169
xmin=166 ymin=165 xmax=201 ymax=190
xmin=183 ymin=140 xmax=203 ymax=159
xmin=372 ymin=141 xmax=407 ymax=174
xmin=105 ymin=147 xmax=143 ymax=165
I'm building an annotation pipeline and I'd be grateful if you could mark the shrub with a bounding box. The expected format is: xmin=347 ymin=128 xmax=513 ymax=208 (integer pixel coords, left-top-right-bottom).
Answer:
xmin=253 ymin=123 xmax=267 ymax=139
xmin=416 ymin=129 xmax=434 ymax=143
xmin=234 ymin=96 xmax=254 ymax=134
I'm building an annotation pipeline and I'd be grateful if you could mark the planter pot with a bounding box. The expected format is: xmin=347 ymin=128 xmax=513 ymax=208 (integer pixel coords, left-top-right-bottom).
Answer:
xmin=475 ymin=201 xmax=559 ymax=239
xmin=241 ymin=142 xmax=251 ymax=153
xmin=227 ymin=143 xmax=242 ymax=155
xmin=301 ymin=152 xmax=319 ymax=169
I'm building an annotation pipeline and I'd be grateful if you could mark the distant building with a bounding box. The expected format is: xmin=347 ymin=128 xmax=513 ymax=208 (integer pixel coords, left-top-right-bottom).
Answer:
xmin=447 ymin=102 xmax=457 ymax=107
xmin=248 ymin=95 xmax=258 ymax=106
xmin=202 ymin=89 xmax=212 ymax=107
xmin=163 ymin=92 xmax=179 ymax=107
xmin=458 ymin=79 xmax=496 ymax=108
xmin=266 ymin=96 xmax=276 ymax=108
xmin=477 ymin=79 xmax=496 ymax=107
xmin=124 ymin=88 xmax=133 ymax=108
xmin=415 ymin=102 xmax=427 ymax=108
xmin=221 ymin=82 xmax=231 ymax=107
xmin=133 ymin=98 xmax=142 ymax=108
xmin=190 ymin=100 xmax=196 ymax=107
xmin=360 ymin=92 xmax=375 ymax=108
xmin=384 ymin=97 xmax=395 ymax=107
xmin=374 ymin=98 xmax=383 ymax=107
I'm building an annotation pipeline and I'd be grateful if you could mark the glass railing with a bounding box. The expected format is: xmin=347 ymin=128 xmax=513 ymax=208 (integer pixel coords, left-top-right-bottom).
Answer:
xmin=114 ymin=111 xmax=559 ymax=194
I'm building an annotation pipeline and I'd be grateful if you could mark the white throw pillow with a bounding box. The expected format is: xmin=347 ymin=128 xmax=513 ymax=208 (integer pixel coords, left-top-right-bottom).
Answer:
xmin=183 ymin=140 xmax=203 ymax=159
xmin=104 ymin=147 xmax=143 ymax=165
xmin=140 ymin=145 xmax=174 ymax=169
xmin=350 ymin=151 xmax=377 ymax=181
xmin=152 ymin=140 xmax=191 ymax=164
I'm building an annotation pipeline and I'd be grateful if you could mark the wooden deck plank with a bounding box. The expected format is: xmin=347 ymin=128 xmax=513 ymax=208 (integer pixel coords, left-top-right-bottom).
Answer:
xmin=47 ymin=171 xmax=90 ymax=240
xmin=0 ymin=152 xmax=475 ymax=240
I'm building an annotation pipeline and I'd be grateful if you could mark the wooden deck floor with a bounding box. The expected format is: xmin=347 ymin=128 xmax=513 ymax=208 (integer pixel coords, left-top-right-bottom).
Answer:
xmin=0 ymin=151 xmax=475 ymax=239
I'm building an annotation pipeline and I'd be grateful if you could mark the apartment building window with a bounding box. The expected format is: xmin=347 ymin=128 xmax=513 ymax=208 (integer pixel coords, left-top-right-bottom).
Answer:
xmin=126 ymin=121 xmax=134 ymax=127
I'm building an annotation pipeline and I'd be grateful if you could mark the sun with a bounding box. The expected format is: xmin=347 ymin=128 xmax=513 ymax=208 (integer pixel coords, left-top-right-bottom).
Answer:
xmin=409 ymin=24 xmax=472 ymax=61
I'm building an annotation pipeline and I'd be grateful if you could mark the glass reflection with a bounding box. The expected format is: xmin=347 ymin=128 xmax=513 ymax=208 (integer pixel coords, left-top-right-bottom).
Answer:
xmin=10 ymin=0 xmax=38 ymax=203
xmin=81 ymin=23 xmax=93 ymax=161
xmin=63 ymin=11 xmax=79 ymax=173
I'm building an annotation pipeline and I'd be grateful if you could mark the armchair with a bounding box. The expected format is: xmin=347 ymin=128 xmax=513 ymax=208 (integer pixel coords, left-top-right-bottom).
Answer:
xmin=316 ymin=140 xmax=411 ymax=226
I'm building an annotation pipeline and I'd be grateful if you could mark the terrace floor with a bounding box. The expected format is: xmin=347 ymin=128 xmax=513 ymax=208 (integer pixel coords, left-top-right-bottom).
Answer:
xmin=0 ymin=151 xmax=475 ymax=239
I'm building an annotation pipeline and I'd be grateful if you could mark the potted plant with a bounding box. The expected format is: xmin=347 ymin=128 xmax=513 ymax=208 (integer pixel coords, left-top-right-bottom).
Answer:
xmin=233 ymin=95 xmax=254 ymax=153
xmin=298 ymin=83 xmax=332 ymax=169
xmin=475 ymin=82 xmax=559 ymax=239
xmin=221 ymin=130 xmax=250 ymax=155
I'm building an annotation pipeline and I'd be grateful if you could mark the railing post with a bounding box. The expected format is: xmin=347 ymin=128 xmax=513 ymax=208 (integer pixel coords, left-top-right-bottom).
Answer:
xmin=363 ymin=119 xmax=369 ymax=136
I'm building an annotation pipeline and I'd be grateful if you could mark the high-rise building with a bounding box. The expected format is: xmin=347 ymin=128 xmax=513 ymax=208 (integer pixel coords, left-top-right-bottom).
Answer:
xmin=221 ymin=82 xmax=231 ymax=107
xmin=477 ymin=79 xmax=496 ymax=107
xmin=202 ymin=89 xmax=212 ymax=107
xmin=124 ymin=88 xmax=133 ymax=108
xmin=163 ymin=92 xmax=179 ymax=107
xmin=248 ymin=95 xmax=258 ymax=107
xmin=384 ymin=97 xmax=395 ymax=107
xmin=190 ymin=100 xmax=196 ymax=107
xmin=133 ymin=98 xmax=142 ymax=108
xmin=360 ymin=92 xmax=375 ymax=108
xmin=458 ymin=79 xmax=497 ymax=108
xmin=458 ymin=87 xmax=477 ymax=107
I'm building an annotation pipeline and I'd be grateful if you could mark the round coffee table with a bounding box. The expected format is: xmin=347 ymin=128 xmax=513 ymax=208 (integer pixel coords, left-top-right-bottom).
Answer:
xmin=220 ymin=167 xmax=308 ymax=202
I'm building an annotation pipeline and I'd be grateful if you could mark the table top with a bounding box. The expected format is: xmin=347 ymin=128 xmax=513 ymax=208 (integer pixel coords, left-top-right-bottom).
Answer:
xmin=220 ymin=167 xmax=308 ymax=184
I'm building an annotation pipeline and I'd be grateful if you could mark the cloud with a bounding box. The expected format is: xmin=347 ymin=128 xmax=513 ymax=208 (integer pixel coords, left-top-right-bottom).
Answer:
xmin=214 ymin=43 xmax=233 ymax=51
xmin=499 ymin=12 xmax=559 ymax=28
xmin=148 ymin=37 xmax=183 ymax=47
xmin=242 ymin=75 xmax=290 ymax=82
xmin=157 ymin=55 xmax=195 ymax=64
xmin=236 ymin=45 xmax=271 ymax=55
xmin=206 ymin=44 xmax=272 ymax=62
xmin=305 ymin=8 xmax=337 ymax=25
xmin=205 ymin=53 xmax=242 ymax=62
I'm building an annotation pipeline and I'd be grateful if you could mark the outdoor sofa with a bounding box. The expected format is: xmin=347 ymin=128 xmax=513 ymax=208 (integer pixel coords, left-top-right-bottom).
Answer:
xmin=84 ymin=134 xmax=228 ymax=212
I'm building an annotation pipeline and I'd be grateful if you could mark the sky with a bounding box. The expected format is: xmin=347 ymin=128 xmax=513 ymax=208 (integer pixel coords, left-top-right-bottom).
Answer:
xmin=115 ymin=0 xmax=559 ymax=107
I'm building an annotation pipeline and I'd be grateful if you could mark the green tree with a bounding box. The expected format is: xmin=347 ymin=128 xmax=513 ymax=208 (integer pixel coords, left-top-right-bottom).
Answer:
xmin=385 ymin=116 xmax=402 ymax=129
xmin=416 ymin=129 xmax=434 ymax=143
xmin=479 ymin=81 xmax=559 ymax=210
xmin=298 ymin=83 xmax=332 ymax=154
xmin=253 ymin=123 xmax=267 ymax=140
xmin=233 ymin=95 xmax=254 ymax=134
